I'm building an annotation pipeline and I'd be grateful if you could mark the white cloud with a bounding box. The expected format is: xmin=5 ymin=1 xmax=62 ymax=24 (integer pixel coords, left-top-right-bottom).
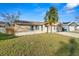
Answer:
xmin=66 ymin=10 xmax=75 ymax=13
xmin=65 ymin=3 xmax=79 ymax=10
xmin=63 ymin=3 xmax=79 ymax=14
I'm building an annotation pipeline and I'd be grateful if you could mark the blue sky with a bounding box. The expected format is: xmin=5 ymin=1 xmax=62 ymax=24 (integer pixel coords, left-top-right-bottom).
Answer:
xmin=0 ymin=3 xmax=79 ymax=22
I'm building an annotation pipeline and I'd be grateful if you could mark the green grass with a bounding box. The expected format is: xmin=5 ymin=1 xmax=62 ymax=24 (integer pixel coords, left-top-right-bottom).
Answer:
xmin=0 ymin=33 xmax=79 ymax=56
xmin=0 ymin=33 xmax=16 ymax=40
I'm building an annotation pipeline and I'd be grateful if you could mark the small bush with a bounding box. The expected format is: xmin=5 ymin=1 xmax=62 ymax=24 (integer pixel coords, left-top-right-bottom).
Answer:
xmin=68 ymin=38 xmax=78 ymax=56
xmin=55 ymin=38 xmax=78 ymax=56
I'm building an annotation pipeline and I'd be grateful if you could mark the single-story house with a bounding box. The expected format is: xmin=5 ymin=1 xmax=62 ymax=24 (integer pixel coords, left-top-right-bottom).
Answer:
xmin=0 ymin=20 xmax=79 ymax=34
xmin=14 ymin=20 xmax=44 ymax=32
xmin=14 ymin=20 xmax=63 ymax=33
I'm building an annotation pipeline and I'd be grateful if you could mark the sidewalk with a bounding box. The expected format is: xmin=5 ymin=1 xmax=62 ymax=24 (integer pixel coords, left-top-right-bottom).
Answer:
xmin=56 ymin=32 xmax=79 ymax=38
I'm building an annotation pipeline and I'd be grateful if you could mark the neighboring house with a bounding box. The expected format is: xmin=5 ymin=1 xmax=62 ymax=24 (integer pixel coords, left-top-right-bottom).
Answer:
xmin=62 ymin=22 xmax=79 ymax=31
xmin=0 ymin=20 xmax=79 ymax=33
xmin=76 ymin=23 xmax=79 ymax=30
xmin=0 ymin=21 xmax=6 ymax=33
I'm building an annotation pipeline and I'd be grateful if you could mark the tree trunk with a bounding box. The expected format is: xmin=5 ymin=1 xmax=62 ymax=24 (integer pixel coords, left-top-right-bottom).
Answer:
xmin=51 ymin=25 xmax=52 ymax=33
xmin=54 ymin=25 xmax=55 ymax=32
xmin=75 ymin=26 xmax=76 ymax=31
xmin=47 ymin=26 xmax=48 ymax=33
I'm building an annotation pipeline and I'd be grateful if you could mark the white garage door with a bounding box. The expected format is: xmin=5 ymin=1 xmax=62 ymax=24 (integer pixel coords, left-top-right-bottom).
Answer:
xmin=69 ymin=26 xmax=75 ymax=31
xmin=76 ymin=26 xmax=79 ymax=30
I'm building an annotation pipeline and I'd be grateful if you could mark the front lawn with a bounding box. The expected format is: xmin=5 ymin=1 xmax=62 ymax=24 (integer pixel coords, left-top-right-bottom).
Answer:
xmin=0 ymin=32 xmax=16 ymax=40
xmin=0 ymin=33 xmax=79 ymax=56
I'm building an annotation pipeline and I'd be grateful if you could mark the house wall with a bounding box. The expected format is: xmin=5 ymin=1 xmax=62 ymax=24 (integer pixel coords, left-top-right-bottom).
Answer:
xmin=52 ymin=26 xmax=57 ymax=32
xmin=38 ymin=25 xmax=43 ymax=31
xmin=14 ymin=24 xmax=44 ymax=32
xmin=42 ymin=25 xmax=46 ymax=32
xmin=0 ymin=27 xmax=6 ymax=33
xmin=47 ymin=26 xmax=51 ymax=33
xmin=42 ymin=25 xmax=58 ymax=32
xmin=14 ymin=24 xmax=62 ymax=33
xmin=48 ymin=26 xmax=57 ymax=33
xmin=14 ymin=24 xmax=31 ymax=32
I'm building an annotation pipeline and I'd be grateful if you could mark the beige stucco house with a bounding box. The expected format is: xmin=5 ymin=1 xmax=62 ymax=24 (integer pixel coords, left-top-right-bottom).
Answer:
xmin=14 ymin=20 xmax=62 ymax=33
xmin=0 ymin=20 xmax=79 ymax=34
xmin=14 ymin=21 xmax=79 ymax=32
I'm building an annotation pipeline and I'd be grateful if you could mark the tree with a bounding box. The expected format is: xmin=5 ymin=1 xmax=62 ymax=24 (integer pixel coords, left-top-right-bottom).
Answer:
xmin=68 ymin=38 xmax=78 ymax=56
xmin=0 ymin=11 xmax=21 ymax=34
xmin=55 ymin=38 xmax=78 ymax=56
xmin=44 ymin=6 xmax=58 ymax=33
xmin=0 ymin=11 xmax=20 ymax=27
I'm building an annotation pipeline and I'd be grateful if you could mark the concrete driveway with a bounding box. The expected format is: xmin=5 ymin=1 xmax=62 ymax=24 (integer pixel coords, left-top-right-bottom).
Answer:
xmin=15 ymin=31 xmax=45 ymax=36
xmin=56 ymin=32 xmax=79 ymax=38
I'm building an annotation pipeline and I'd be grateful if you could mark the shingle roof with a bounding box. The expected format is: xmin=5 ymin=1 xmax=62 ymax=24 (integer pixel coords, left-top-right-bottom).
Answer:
xmin=62 ymin=22 xmax=79 ymax=26
xmin=15 ymin=20 xmax=44 ymax=26
xmin=61 ymin=22 xmax=70 ymax=26
xmin=76 ymin=22 xmax=79 ymax=26
xmin=0 ymin=21 xmax=5 ymax=27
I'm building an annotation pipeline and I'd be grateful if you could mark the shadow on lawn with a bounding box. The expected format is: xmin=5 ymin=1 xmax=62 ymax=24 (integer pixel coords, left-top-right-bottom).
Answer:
xmin=0 ymin=33 xmax=17 ymax=40
xmin=55 ymin=38 xmax=78 ymax=56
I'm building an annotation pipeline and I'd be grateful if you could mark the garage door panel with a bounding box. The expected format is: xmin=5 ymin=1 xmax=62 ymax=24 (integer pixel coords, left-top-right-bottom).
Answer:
xmin=69 ymin=26 xmax=75 ymax=31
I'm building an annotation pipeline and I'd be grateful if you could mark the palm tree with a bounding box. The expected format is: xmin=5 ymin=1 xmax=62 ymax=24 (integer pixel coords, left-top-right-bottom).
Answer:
xmin=44 ymin=6 xmax=58 ymax=33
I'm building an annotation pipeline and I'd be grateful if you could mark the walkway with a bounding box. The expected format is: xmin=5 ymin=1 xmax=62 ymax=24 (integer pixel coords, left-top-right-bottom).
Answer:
xmin=56 ymin=32 xmax=79 ymax=38
xmin=15 ymin=31 xmax=45 ymax=36
xmin=15 ymin=31 xmax=79 ymax=38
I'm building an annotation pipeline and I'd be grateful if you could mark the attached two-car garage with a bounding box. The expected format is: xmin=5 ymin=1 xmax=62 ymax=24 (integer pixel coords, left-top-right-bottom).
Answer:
xmin=68 ymin=26 xmax=76 ymax=31
xmin=62 ymin=22 xmax=79 ymax=32
xmin=68 ymin=22 xmax=78 ymax=31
